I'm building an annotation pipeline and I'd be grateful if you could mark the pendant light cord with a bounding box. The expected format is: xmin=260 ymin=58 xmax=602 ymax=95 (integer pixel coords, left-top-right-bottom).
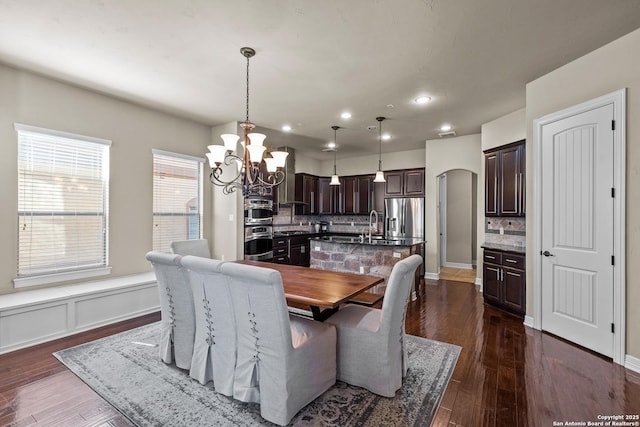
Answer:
xmin=245 ymin=54 xmax=250 ymax=123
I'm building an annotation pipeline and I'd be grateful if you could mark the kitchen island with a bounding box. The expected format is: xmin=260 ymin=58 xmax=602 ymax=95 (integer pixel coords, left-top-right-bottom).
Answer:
xmin=309 ymin=235 xmax=425 ymax=298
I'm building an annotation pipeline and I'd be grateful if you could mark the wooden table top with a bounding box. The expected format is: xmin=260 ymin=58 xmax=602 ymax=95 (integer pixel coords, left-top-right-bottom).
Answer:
xmin=236 ymin=260 xmax=384 ymax=308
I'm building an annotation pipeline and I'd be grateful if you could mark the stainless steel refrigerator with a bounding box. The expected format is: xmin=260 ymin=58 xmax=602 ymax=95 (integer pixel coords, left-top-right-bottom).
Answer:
xmin=384 ymin=197 xmax=425 ymax=240
xmin=385 ymin=197 xmax=425 ymax=275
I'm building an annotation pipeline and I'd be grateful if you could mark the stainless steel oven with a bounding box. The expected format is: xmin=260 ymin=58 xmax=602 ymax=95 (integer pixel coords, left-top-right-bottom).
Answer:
xmin=244 ymin=198 xmax=273 ymax=225
xmin=244 ymin=198 xmax=273 ymax=261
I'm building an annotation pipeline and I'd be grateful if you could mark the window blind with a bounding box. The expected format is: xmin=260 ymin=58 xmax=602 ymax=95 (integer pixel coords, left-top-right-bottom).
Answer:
xmin=16 ymin=124 xmax=111 ymax=279
xmin=152 ymin=150 xmax=203 ymax=252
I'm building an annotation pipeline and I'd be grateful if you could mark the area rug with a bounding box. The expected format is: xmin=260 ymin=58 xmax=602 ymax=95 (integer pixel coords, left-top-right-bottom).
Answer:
xmin=54 ymin=322 xmax=460 ymax=426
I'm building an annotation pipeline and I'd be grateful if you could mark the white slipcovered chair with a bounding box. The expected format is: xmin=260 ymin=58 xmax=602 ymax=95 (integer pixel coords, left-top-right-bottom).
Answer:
xmin=326 ymin=254 xmax=423 ymax=397
xmin=179 ymin=255 xmax=236 ymax=395
xmin=145 ymin=251 xmax=195 ymax=370
xmin=170 ymin=239 xmax=211 ymax=258
xmin=221 ymin=262 xmax=337 ymax=426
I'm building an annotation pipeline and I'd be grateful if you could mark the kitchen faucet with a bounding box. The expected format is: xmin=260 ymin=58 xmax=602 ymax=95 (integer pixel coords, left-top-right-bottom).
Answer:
xmin=368 ymin=209 xmax=378 ymax=243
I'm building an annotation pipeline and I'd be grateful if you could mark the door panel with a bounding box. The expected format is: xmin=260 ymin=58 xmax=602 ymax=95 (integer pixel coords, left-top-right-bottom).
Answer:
xmin=541 ymin=103 xmax=614 ymax=357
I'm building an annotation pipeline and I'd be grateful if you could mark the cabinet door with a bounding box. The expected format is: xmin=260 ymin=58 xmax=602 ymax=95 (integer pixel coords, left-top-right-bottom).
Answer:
xmin=289 ymin=244 xmax=310 ymax=267
xmin=373 ymin=180 xmax=385 ymax=213
xmin=404 ymin=169 xmax=425 ymax=196
xmin=482 ymin=263 xmax=501 ymax=305
xmin=519 ymin=143 xmax=526 ymax=216
xmin=503 ymin=267 xmax=525 ymax=314
xmin=356 ymin=176 xmax=373 ymax=214
xmin=295 ymin=174 xmax=318 ymax=214
xmin=499 ymin=145 xmax=520 ymax=216
xmin=485 ymin=152 xmax=499 ymax=216
xmin=384 ymin=172 xmax=404 ymax=196
xmin=317 ymin=177 xmax=335 ymax=214
xmin=342 ymin=177 xmax=357 ymax=214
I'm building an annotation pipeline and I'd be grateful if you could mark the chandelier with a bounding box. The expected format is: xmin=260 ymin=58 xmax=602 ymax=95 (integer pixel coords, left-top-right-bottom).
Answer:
xmin=206 ymin=47 xmax=289 ymax=196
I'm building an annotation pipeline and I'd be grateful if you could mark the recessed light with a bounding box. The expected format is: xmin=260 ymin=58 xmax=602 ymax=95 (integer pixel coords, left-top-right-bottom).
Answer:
xmin=414 ymin=96 xmax=432 ymax=104
xmin=382 ymin=133 xmax=391 ymax=141
xmin=281 ymin=125 xmax=292 ymax=132
xmin=327 ymin=142 xmax=336 ymax=148
xmin=341 ymin=112 xmax=352 ymax=119
xmin=440 ymin=124 xmax=452 ymax=132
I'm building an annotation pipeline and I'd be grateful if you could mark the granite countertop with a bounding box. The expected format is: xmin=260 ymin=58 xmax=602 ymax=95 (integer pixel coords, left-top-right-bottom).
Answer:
xmin=311 ymin=235 xmax=425 ymax=247
xmin=481 ymin=241 xmax=526 ymax=255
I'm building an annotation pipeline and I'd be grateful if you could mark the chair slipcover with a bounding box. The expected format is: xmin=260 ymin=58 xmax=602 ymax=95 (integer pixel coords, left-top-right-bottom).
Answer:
xmin=170 ymin=239 xmax=211 ymax=258
xmin=145 ymin=251 xmax=195 ymax=370
xmin=180 ymin=255 xmax=236 ymax=395
xmin=326 ymin=254 xmax=423 ymax=397
xmin=221 ymin=262 xmax=337 ymax=426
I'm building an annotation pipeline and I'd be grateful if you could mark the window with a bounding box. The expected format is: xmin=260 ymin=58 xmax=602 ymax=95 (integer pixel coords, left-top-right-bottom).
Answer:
xmin=152 ymin=150 xmax=204 ymax=252
xmin=15 ymin=124 xmax=111 ymax=288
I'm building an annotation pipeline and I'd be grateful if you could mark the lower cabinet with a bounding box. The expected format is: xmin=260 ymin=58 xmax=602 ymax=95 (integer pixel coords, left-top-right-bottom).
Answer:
xmin=482 ymin=249 xmax=525 ymax=316
xmin=271 ymin=235 xmax=310 ymax=267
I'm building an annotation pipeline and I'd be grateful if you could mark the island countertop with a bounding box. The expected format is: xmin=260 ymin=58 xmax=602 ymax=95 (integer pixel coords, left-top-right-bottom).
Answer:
xmin=310 ymin=235 xmax=425 ymax=247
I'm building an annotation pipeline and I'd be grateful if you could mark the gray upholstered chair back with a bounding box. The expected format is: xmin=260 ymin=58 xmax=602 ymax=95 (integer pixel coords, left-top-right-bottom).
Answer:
xmin=170 ymin=239 xmax=211 ymax=258
xmin=179 ymin=255 xmax=236 ymax=395
xmin=381 ymin=254 xmax=423 ymax=336
xmin=145 ymin=251 xmax=195 ymax=370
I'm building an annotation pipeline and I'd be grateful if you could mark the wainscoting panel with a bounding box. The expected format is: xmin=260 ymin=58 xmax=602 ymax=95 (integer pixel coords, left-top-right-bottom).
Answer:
xmin=0 ymin=273 xmax=159 ymax=354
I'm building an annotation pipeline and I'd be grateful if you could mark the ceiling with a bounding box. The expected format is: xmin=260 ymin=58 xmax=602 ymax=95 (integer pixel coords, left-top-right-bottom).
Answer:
xmin=1 ymin=1 xmax=639 ymax=160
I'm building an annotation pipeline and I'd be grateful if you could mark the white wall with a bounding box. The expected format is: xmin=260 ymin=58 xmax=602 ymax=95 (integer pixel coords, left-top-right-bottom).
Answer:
xmin=526 ymin=28 xmax=640 ymax=359
xmin=445 ymin=170 xmax=473 ymax=266
xmin=425 ymin=134 xmax=481 ymax=276
xmin=0 ymin=64 xmax=212 ymax=295
xmin=320 ymin=148 xmax=426 ymax=176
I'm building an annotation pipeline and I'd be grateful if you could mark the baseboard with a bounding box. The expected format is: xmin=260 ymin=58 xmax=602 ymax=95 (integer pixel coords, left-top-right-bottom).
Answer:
xmin=523 ymin=315 xmax=535 ymax=328
xmin=474 ymin=277 xmax=482 ymax=290
xmin=0 ymin=272 xmax=159 ymax=355
xmin=443 ymin=262 xmax=474 ymax=269
xmin=424 ymin=272 xmax=439 ymax=281
xmin=625 ymin=354 xmax=640 ymax=374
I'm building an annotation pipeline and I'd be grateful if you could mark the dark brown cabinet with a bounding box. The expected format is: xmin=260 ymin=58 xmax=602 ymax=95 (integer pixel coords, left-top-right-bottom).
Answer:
xmin=317 ymin=177 xmax=339 ymax=214
xmin=340 ymin=175 xmax=373 ymax=214
xmin=294 ymin=173 xmax=318 ymax=214
xmin=484 ymin=140 xmax=525 ymax=217
xmin=271 ymin=235 xmax=310 ymax=267
xmin=383 ymin=168 xmax=425 ymax=197
xmin=482 ymin=249 xmax=525 ymax=316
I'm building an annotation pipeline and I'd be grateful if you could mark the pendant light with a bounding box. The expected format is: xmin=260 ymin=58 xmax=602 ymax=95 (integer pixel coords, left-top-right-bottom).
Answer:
xmin=329 ymin=125 xmax=341 ymax=186
xmin=373 ymin=116 xmax=386 ymax=182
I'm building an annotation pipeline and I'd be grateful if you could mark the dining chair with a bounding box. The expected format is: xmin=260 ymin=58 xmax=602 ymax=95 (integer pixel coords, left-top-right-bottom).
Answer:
xmin=326 ymin=254 xmax=423 ymax=397
xmin=145 ymin=251 xmax=195 ymax=370
xmin=179 ymin=255 xmax=236 ymax=396
xmin=170 ymin=239 xmax=211 ymax=258
xmin=221 ymin=262 xmax=337 ymax=426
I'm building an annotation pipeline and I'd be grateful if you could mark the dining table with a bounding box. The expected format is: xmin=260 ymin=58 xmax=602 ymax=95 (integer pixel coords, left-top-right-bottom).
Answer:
xmin=236 ymin=260 xmax=384 ymax=321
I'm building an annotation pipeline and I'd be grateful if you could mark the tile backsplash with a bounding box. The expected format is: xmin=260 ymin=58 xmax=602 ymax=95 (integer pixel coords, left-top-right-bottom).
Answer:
xmin=484 ymin=217 xmax=526 ymax=246
xmin=273 ymin=206 xmax=382 ymax=235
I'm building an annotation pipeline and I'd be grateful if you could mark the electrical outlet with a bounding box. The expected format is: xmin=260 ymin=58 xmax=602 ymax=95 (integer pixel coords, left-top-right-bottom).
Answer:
xmin=499 ymin=227 xmax=504 ymax=235
xmin=359 ymin=266 xmax=364 ymax=274
xmin=315 ymin=246 xmax=320 ymax=251
xmin=393 ymin=252 xmax=401 ymax=258
xmin=228 ymin=214 xmax=234 ymax=221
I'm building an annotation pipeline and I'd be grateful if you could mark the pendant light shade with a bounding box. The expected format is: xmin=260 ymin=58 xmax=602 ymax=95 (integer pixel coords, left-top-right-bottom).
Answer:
xmin=373 ymin=116 xmax=386 ymax=182
xmin=330 ymin=125 xmax=341 ymax=186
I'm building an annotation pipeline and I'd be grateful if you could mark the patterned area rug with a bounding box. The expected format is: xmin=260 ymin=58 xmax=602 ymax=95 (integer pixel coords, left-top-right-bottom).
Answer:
xmin=54 ymin=323 xmax=460 ymax=426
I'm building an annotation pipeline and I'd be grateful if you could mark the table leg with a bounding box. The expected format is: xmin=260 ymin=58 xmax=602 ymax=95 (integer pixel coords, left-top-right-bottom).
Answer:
xmin=310 ymin=306 xmax=339 ymax=321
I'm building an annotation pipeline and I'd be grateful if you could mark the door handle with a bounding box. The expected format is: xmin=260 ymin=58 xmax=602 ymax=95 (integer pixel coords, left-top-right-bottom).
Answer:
xmin=542 ymin=250 xmax=555 ymax=257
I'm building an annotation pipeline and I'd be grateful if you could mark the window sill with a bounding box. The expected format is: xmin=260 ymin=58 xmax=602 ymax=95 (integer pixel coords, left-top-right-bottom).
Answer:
xmin=13 ymin=267 xmax=112 ymax=289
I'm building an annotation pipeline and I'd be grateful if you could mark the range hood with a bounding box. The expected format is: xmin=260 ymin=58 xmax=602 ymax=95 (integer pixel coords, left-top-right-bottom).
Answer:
xmin=277 ymin=146 xmax=299 ymax=205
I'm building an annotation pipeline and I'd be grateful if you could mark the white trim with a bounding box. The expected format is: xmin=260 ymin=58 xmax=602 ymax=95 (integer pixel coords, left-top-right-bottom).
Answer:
xmin=14 ymin=123 xmax=112 ymax=146
xmin=523 ymin=315 xmax=535 ymax=328
xmin=475 ymin=277 xmax=483 ymax=290
xmin=424 ymin=272 xmax=440 ymax=281
xmin=152 ymin=148 xmax=205 ymax=163
xmin=625 ymin=355 xmax=640 ymax=374
xmin=533 ymin=88 xmax=626 ymax=365
xmin=14 ymin=267 xmax=111 ymax=288
xmin=439 ymin=174 xmax=447 ymax=267
xmin=443 ymin=262 xmax=473 ymax=269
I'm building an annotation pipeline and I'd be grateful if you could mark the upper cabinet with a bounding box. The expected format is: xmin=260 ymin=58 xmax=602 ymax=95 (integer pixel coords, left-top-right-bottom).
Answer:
xmin=384 ymin=168 xmax=425 ymax=197
xmin=484 ymin=140 xmax=525 ymax=217
xmin=317 ymin=177 xmax=339 ymax=215
xmin=294 ymin=173 xmax=318 ymax=214
xmin=340 ymin=175 xmax=373 ymax=215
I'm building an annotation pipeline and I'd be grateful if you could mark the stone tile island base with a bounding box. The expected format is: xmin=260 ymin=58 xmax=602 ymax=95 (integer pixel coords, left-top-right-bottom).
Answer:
xmin=310 ymin=240 xmax=415 ymax=296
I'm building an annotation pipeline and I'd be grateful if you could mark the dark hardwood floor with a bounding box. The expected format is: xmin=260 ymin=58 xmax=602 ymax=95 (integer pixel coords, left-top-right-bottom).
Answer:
xmin=1 ymin=279 xmax=639 ymax=426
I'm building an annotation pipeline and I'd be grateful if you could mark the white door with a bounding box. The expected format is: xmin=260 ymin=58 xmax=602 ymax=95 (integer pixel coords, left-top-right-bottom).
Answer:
xmin=540 ymin=104 xmax=614 ymax=357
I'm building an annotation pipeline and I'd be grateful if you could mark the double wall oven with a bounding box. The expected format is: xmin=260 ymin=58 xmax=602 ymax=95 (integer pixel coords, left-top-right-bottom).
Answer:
xmin=244 ymin=198 xmax=273 ymax=261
